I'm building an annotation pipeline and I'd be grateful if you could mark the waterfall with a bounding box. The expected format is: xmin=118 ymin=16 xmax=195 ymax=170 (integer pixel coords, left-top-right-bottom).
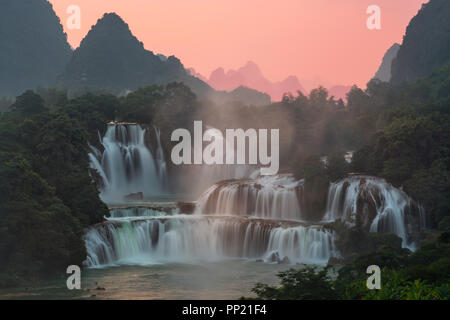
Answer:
xmin=196 ymin=175 xmax=305 ymax=221
xmin=84 ymin=123 xmax=428 ymax=268
xmin=322 ymin=176 xmax=426 ymax=249
xmin=195 ymin=174 xmax=428 ymax=250
xmin=84 ymin=214 xmax=335 ymax=267
xmin=88 ymin=124 xmax=167 ymax=203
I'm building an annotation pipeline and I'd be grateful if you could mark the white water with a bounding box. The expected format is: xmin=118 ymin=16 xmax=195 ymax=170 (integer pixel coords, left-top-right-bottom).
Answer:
xmin=84 ymin=215 xmax=335 ymax=267
xmin=85 ymin=123 xmax=427 ymax=271
xmin=323 ymin=176 xmax=426 ymax=249
xmin=195 ymin=175 xmax=428 ymax=250
xmin=196 ymin=175 xmax=305 ymax=221
xmin=88 ymin=124 xmax=167 ymax=203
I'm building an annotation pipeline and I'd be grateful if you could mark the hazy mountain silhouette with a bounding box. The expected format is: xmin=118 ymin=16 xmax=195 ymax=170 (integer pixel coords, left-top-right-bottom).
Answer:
xmin=187 ymin=68 xmax=208 ymax=82
xmin=58 ymin=13 xmax=269 ymax=105
xmin=59 ymin=13 xmax=202 ymax=95
xmin=373 ymin=43 xmax=400 ymax=82
xmin=206 ymin=61 xmax=306 ymax=101
xmin=214 ymin=86 xmax=271 ymax=106
xmin=391 ymin=0 xmax=450 ymax=84
xmin=328 ymin=85 xmax=352 ymax=101
xmin=0 ymin=0 xmax=72 ymax=97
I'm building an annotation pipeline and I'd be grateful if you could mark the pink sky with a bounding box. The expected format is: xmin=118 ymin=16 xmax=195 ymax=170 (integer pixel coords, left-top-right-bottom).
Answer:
xmin=49 ymin=0 xmax=428 ymax=89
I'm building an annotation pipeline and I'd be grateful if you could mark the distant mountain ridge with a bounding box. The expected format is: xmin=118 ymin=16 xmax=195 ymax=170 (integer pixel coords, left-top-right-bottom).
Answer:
xmin=191 ymin=62 xmax=352 ymax=101
xmin=204 ymin=61 xmax=306 ymax=101
xmin=0 ymin=0 xmax=72 ymax=96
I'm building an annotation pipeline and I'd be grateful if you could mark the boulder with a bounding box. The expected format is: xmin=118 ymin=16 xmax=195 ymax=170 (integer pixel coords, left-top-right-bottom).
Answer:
xmin=177 ymin=202 xmax=196 ymax=214
xmin=124 ymin=192 xmax=143 ymax=201
xmin=278 ymin=256 xmax=290 ymax=264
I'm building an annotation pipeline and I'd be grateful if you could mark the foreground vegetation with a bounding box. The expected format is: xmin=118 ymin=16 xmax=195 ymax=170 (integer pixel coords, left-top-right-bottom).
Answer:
xmin=245 ymin=229 xmax=450 ymax=300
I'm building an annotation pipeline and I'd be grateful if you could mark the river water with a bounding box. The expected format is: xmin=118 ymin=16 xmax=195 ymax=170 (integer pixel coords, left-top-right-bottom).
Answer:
xmin=0 ymin=260 xmax=294 ymax=300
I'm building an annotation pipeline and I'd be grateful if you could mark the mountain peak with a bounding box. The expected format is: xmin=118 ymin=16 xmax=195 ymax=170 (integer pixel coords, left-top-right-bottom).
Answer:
xmin=91 ymin=12 xmax=132 ymax=34
xmin=94 ymin=12 xmax=130 ymax=30
xmin=238 ymin=61 xmax=263 ymax=77
xmin=101 ymin=12 xmax=124 ymax=22
xmin=373 ymin=43 xmax=400 ymax=82
xmin=59 ymin=12 xmax=189 ymax=94
xmin=391 ymin=0 xmax=450 ymax=84
xmin=206 ymin=62 xmax=305 ymax=101
xmin=77 ymin=12 xmax=144 ymax=52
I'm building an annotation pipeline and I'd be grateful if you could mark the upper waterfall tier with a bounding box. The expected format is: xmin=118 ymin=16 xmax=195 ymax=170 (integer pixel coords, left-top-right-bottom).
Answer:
xmin=196 ymin=175 xmax=305 ymax=221
xmin=88 ymin=124 xmax=167 ymax=204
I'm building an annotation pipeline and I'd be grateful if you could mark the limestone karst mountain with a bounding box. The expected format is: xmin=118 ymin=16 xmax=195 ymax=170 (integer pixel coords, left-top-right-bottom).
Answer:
xmin=0 ymin=0 xmax=72 ymax=97
xmin=373 ymin=43 xmax=400 ymax=82
xmin=391 ymin=0 xmax=450 ymax=84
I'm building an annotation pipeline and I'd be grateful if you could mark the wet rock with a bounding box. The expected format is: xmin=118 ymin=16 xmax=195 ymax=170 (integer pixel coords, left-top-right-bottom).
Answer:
xmin=327 ymin=257 xmax=345 ymax=266
xmin=267 ymin=252 xmax=280 ymax=263
xmin=278 ymin=256 xmax=290 ymax=264
xmin=177 ymin=202 xmax=196 ymax=214
xmin=356 ymin=189 xmax=378 ymax=231
xmin=125 ymin=192 xmax=143 ymax=201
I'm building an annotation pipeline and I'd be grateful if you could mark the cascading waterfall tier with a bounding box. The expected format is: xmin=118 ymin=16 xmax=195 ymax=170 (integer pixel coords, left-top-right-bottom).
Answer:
xmin=84 ymin=214 xmax=335 ymax=267
xmin=323 ymin=176 xmax=427 ymax=249
xmin=195 ymin=174 xmax=428 ymax=250
xmin=196 ymin=175 xmax=305 ymax=221
xmin=88 ymin=124 xmax=167 ymax=203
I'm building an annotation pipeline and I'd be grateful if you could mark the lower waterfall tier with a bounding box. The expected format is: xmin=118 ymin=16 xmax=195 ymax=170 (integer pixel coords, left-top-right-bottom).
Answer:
xmin=84 ymin=216 xmax=335 ymax=267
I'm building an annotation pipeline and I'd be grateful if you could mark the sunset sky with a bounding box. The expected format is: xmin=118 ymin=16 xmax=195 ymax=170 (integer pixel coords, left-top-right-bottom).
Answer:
xmin=49 ymin=0 xmax=429 ymax=90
